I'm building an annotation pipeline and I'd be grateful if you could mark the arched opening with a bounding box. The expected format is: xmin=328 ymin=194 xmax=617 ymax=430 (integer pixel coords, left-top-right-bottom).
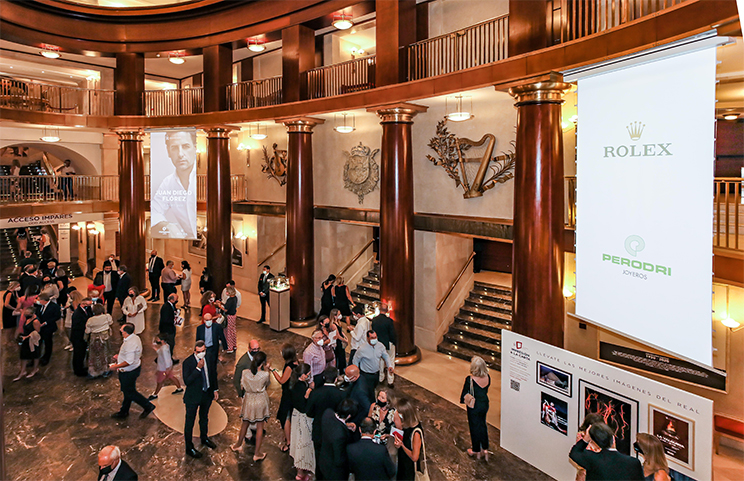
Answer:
xmin=0 ymin=142 xmax=98 ymax=175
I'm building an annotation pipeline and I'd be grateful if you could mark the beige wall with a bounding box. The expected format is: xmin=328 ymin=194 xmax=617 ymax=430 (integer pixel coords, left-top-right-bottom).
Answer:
xmin=233 ymin=123 xmax=288 ymax=204
xmin=254 ymin=50 xmax=282 ymax=79
xmin=428 ymin=0 xmax=509 ymax=37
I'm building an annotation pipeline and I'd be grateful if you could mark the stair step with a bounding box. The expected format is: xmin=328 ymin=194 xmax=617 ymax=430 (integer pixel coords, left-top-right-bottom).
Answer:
xmin=442 ymin=333 xmax=501 ymax=358
xmin=437 ymin=341 xmax=501 ymax=370
xmin=464 ymin=297 xmax=512 ymax=315
xmin=362 ymin=276 xmax=379 ymax=286
xmin=352 ymin=291 xmax=379 ymax=304
xmin=473 ymin=281 xmax=512 ymax=297
xmin=454 ymin=313 xmax=511 ymax=333
xmin=448 ymin=324 xmax=503 ymax=346
xmin=468 ymin=289 xmax=512 ymax=305
xmin=356 ymin=282 xmax=379 ymax=292
xmin=460 ymin=304 xmax=512 ymax=323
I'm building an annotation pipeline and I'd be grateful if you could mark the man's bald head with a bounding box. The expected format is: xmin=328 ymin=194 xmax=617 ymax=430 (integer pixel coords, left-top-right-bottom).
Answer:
xmin=249 ymin=339 xmax=260 ymax=352
xmin=344 ymin=365 xmax=359 ymax=382
xmin=203 ymin=313 xmax=213 ymax=322
xmin=98 ymin=445 xmax=121 ymax=468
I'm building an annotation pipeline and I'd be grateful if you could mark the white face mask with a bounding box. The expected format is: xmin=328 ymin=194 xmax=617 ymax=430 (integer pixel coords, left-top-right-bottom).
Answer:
xmin=205 ymin=320 xmax=213 ymax=327
xmin=195 ymin=352 xmax=206 ymax=361
xmin=316 ymin=339 xmax=324 ymax=346
xmin=343 ymin=375 xmax=351 ymax=383
xmin=370 ymin=338 xmax=378 ymax=346
xmin=210 ymin=298 xmax=216 ymax=303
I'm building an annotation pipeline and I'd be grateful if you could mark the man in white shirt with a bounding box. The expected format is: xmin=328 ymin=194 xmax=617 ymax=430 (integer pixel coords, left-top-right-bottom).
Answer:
xmin=221 ymin=279 xmax=242 ymax=308
xmin=110 ymin=323 xmax=155 ymax=419
xmin=151 ymin=130 xmax=198 ymax=239
xmin=349 ymin=305 xmax=370 ymax=365
xmin=55 ymin=159 xmax=75 ymax=200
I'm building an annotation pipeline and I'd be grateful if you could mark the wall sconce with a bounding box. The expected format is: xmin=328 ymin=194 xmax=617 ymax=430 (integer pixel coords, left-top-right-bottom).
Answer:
xmin=41 ymin=127 xmax=60 ymax=142
xmin=332 ymin=12 xmax=353 ymax=30
xmin=247 ymin=37 xmax=266 ymax=53
xmin=71 ymin=223 xmax=81 ymax=230
xmin=196 ymin=133 xmax=207 ymax=154
xmin=249 ymin=123 xmax=267 ymax=140
xmin=40 ymin=44 xmax=61 ymax=59
xmin=720 ymin=285 xmax=742 ymax=330
xmin=445 ymin=95 xmax=474 ymax=122
xmin=563 ymin=287 xmax=575 ymax=300
xmin=350 ymin=47 xmax=365 ymax=58
xmin=334 ymin=113 xmax=355 ymax=134
xmin=168 ymin=52 xmax=186 ymax=64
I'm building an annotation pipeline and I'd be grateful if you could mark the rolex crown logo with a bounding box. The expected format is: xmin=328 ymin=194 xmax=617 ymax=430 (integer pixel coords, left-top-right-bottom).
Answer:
xmin=626 ymin=121 xmax=645 ymax=141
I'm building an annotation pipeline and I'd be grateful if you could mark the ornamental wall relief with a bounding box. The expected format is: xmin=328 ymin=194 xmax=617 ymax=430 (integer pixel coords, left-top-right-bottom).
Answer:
xmin=343 ymin=142 xmax=380 ymax=204
xmin=261 ymin=143 xmax=288 ymax=186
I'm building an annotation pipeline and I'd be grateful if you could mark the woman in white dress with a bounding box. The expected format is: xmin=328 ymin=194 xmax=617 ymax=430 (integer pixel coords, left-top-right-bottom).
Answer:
xmin=180 ymin=260 xmax=192 ymax=307
xmin=232 ymin=351 xmax=271 ymax=461
xmin=121 ymin=286 xmax=147 ymax=335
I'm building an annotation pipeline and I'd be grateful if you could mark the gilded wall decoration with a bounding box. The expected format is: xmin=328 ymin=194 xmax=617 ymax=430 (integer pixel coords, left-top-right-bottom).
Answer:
xmin=343 ymin=142 xmax=380 ymax=204
xmin=426 ymin=119 xmax=515 ymax=198
xmin=261 ymin=143 xmax=288 ymax=186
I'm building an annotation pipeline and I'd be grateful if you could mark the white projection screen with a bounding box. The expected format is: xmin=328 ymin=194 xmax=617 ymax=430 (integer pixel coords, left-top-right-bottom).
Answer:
xmin=150 ymin=129 xmax=198 ymax=240
xmin=574 ymin=44 xmax=717 ymax=366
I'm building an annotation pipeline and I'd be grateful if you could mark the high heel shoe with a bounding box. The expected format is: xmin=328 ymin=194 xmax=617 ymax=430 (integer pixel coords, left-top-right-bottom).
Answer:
xmin=13 ymin=373 xmax=26 ymax=381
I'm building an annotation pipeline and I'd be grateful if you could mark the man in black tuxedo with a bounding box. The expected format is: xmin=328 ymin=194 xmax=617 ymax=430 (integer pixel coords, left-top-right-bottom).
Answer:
xmin=20 ymin=265 xmax=42 ymax=295
xmin=569 ymin=422 xmax=644 ymax=481
xmin=71 ymin=297 xmax=93 ymax=376
xmin=306 ymin=366 xmax=345 ymax=464
xmin=147 ymin=250 xmax=165 ymax=301
xmin=343 ymin=365 xmax=372 ymax=426
xmin=196 ymin=313 xmax=228 ymax=370
xmin=317 ymin=398 xmax=359 ymax=481
xmin=159 ymin=293 xmax=180 ymax=364
xmin=35 ymin=292 xmax=61 ymax=366
xmin=371 ymin=303 xmax=398 ymax=387
xmin=348 ymin=417 xmax=396 ymax=481
xmin=94 ymin=263 xmax=120 ymax=315
xmin=97 ymin=445 xmax=138 ymax=481
xmin=256 ymin=265 xmax=274 ymax=323
xmin=182 ymin=341 xmax=219 ymax=458
xmin=115 ymin=265 xmax=131 ymax=310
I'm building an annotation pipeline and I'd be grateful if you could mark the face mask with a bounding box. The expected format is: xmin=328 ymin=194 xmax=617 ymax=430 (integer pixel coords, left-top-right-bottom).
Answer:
xmin=250 ymin=349 xmax=259 ymax=355
xmin=195 ymin=352 xmax=206 ymax=361
xmin=129 ymin=293 xmax=135 ymax=298
xmin=376 ymin=400 xmax=387 ymax=407
xmin=92 ymin=298 xmax=99 ymax=302
xmin=370 ymin=339 xmax=378 ymax=346
xmin=35 ymin=301 xmax=41 ymax=305
xmin=205 ymin=320 xmax=213 ymax=327
xmin=343 ymin=375 xmax=351 ymax=383
xmin=316 ymin=339 xmax=324 ymax=346
xmin=99 ymin=465 xmax=114 ymax=475
xmin=210 ymin=298 xmax=216 ymax=303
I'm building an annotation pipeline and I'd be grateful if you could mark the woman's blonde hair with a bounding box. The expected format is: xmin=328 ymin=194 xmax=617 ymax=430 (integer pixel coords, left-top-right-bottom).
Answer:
xmin=636 ymin=433 xmax=669 ymax=474
xmin=69 ymin=290 xmax=84 ymax=309
xmin=226 ymin=286 xmax=236 ymax=296
xmin=396 ymin=398 xmax=419 ymax=429
xmin=470 ymin=356 xmax=489 ymax=377
xmin=335 ymin=276 xmax=345 ymax=286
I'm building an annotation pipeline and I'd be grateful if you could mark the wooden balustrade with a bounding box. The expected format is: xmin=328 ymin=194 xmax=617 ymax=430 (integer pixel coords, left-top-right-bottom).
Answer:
xmin=143 ymin=87 xmax=204 ymax=117
xmin=306 ymin=56 xmax=376 ymax=100
xmin=226 ymin=76 xmax=282 ymax=110
xmin=0 ymin=77 xmax=114 ymax=115
xmin=0 ymin=175 xmax=118 ymax=204
xmin=407 ymin=15 xmax=508 ymax=81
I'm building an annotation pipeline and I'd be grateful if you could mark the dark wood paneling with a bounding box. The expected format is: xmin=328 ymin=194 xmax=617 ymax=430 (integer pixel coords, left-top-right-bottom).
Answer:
xmin=509 ymin=0 xmax=550 ymax=57
xmin=713 ymin=250 xmax=744 ymax=287
xmin=117 ymin=132 xmax=146 ymax=288
xmin=114 ymin=53 xmax=144 ymax=116
xmin=375 ymin=0 xmax=417 ymax=86
xmin=282 ymin=25 xmax=315 ymax=103
xmin=233 ymin=202 xmax=286 ymax=217
xmin=206 ymin=129 xmax=233 ymax=294
xmin=240 ymin=58 xmax=254 ymax=82
xmin=203 ymin=44 xmax=233 ymax=112
xmin=474 ymin=238 xmax=512 ymax=273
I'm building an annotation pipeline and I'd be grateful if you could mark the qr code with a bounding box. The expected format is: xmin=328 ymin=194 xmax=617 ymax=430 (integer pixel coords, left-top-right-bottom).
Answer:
xmin=510 ymin=380 xmax=520 ymax=391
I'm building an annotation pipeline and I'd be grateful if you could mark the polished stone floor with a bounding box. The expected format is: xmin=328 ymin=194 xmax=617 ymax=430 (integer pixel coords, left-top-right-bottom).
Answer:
xmin=2 ymin=303 xmax=552 ymax=481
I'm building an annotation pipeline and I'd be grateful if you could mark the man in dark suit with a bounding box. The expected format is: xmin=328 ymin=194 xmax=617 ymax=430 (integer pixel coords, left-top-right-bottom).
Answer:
xmin=342 ymin=365 xmax=372 ymax=426
xmin=159 ymin=293 xmax=180 ymax=364
xmin=97 ymin=445 xmax=137 ymax=481
xmin=71 ymin=297 xmax=93 ymax=376
xmin=317 ymin=398 xmax=359 ymax=481
xmin=182 ymin=341 xmax=219 ymax=458
xmin=147 ymin=250 xmax=164 ymax=301
xmin=306 ymin=366 xmax=345 ymax=464
xmin=348 ymin=417 xmax=396 ymax=481
xmin=256 ymin=265 xmax=274 ymax=323
xmin=371 ymin=303 xmax=398 ymax=387
xmin=569 ymin=422 xmax=645 ymax=481
xmin=20 ymin=265 xmax=42 ymax=295
xmin=196 ymin=313 xmax=228 ymax=370
xmin=115 ymin=265 xmax=131 ymax=310
xmin=94 ymin=263 xmax=120 ymax=315
xmin=35 ymin=292 xmax=61 ymax=366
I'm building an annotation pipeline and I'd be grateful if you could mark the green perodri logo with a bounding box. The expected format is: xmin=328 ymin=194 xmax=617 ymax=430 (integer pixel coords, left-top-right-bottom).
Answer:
xmin=602 ymin=235 xmax=672 ymax=277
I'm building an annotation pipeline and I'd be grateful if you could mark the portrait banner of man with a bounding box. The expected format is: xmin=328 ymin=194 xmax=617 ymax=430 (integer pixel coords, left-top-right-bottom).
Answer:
xmin=150 ymin=130 xmax=198 ymax=240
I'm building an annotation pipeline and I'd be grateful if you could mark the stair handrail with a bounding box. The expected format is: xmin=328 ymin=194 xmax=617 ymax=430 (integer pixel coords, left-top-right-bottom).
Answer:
xmin=257 ymin=243 xmax=286 ymax=267
xmin=337 ymin=239 xmax=375 ymax=278
xmin=436 ymin=251 xmax=476 ymax=311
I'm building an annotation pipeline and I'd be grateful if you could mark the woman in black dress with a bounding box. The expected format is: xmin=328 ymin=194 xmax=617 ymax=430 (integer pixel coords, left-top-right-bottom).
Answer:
xmin=54 ymin=267 xmax=69 ymax=308
xmin=14 ymin=306 xmax=41 ymax=381
xmin=460 ymin=356 xmax=491 ymax=461
xmin=199 ymin=267 xmax=213 ymax=294
xmin=326 ymin=310 xmax=349 ymax=371
xmin=3 ymin=281 xmax=21 ymax=330
xmin=332 ymin=276 xmax=355 ymax=331
xmin=318 ymin=275 xmax=336 ymax=318
xmin=272 ymin=344 xmax=299 ymax=452
xmin=394 ymin=398 xmax=425 ymax=481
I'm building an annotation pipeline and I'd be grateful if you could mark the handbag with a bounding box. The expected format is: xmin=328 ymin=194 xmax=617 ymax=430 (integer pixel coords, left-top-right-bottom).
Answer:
xmin=464 ymin=377 xmax=476 ymax=409
xmin=414 ymin=427 xmax=430 ymax=481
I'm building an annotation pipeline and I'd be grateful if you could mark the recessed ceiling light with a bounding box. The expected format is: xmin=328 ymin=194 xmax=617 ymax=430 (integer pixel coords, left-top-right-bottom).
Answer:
xmin=723 ymin=114 xmax=739 ymax=121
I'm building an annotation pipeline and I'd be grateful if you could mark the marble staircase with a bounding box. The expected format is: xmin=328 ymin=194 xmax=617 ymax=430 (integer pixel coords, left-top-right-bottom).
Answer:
xmin=350 ymin=262 xmax=380 ymax=307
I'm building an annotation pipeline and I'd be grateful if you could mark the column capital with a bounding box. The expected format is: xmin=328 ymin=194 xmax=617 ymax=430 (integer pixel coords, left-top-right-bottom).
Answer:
xmin=503 ymin=72 xmax=571 ymax=106
xmin=113 ymin=129 xmax=144 ymax=142
xmin=278 ymin=116 xmax=325 ymax=133
xmin=368 ymin=102 xmax=428 ymax=123
xmin=204 ymin=126 xmax=234 ymax=139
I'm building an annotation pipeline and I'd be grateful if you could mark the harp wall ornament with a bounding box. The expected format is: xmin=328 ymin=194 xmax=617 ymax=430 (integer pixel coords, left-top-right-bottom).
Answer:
xmin=426 ymin=119 xmax=516 ymax=198
xmin=261 ymin=143 xmax=288 ymax=186
xmin=343 ymin=142 xmax=380 ymax=204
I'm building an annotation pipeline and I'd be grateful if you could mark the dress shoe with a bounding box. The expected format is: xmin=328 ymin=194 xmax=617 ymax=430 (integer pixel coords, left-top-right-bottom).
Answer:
xmin=140 ymin=405 xmax=155 ymax=419
xmin=257 ymin=319 xmax=265 ymax=324
xmin=185 ymin=447 xmax=203 ymax=459
xmin=111 ymin=412 xmax=128 ymax=419
xmin=173 ymin=388 xmax=184 ymax=394
xmin=201 ymin=437 xmax=217 ymax=449
xmin=148 ymin=394 xmax=158 ymax=400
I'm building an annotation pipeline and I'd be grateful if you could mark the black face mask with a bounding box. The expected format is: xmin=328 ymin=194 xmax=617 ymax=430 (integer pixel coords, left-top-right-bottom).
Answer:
xmin=129 ymin=293 xmax=135 ymax=298
xmin=250 ymin=350 xmax=259 ymax=355
xmin=99 ymin=465 xmax=114 ymax=475
xmin=376 ymin=400 xmax=387 ymax=408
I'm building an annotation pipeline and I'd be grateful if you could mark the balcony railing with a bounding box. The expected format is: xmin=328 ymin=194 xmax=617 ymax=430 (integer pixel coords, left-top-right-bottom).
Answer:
xmin=0 ymin=77 xmax=114 ymax=116
xmin=226 ymin=76 xmax=283 ymax=110
xmin=407 ymin=15 xmax=509 ymax=81
xmin=553 ymin=0 xmax=687 ymax=43
xmin=306 ymin=56 xmax=376 ymax=100
xmin=143 ymin=87 xmax=204 ymax=117
xmin=0 ymin=174 xmax=247 ymax=204
xmin=565 ymin=176 xmax=744 ymax=252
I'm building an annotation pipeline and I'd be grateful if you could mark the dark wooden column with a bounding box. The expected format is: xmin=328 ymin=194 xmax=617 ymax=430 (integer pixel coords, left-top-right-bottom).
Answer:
xmin=240 ymin=58 xmax=254 ymax=82
xmin=116 ymin=130 xmax=146 ymax=288
xmin=203 ymin=44 xmax=233 ymax=112
xmin=206 ymin=127 xmax=233 ymax=291
xmin=375 ymin=0 xmax=417 ymax=86
xmin=370 ymin=103 xmax=427 ymax=364
xmin=114 ymin=53 xmax=144 ymax=115
xmin=508 ymin=74 xmax=570 ymax=348
xmin=508 ymin=0 xmax=550 ymax=56
xmin=282 ymin=117 xmax=324 ymax=327
xmin=281 ymin=24 xmax=315 ymax=103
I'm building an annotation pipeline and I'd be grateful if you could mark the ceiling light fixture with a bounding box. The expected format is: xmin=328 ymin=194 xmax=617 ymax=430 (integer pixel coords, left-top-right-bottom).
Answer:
xmin=445 ymin=95 xmax=474 ymax=122
xmin=247 ymin=38 xmax=266 ymax=53
xmin=723 ymin=114 xmax=739 ymax=121
xmin=40 ymin=44 xmax=61 ymax=59
xmin=41 ymin=127 xmax=60 ymax=143
xmin=334 ymin=112 xmax=356 ymax=134
xmin=332 ymin=12 xmax=353 ymax=30
xmin=249 ymin=123 xmax=268 ymax=140
xmin=168 ymin=52 xmax=186 ymax=65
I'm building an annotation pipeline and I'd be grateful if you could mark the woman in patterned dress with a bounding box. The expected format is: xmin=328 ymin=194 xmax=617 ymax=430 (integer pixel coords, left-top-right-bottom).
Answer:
xmin=223 ymin=286 xmax=238 ymax=352
xmin=232 ymin=351 xmax=271 ymax=461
